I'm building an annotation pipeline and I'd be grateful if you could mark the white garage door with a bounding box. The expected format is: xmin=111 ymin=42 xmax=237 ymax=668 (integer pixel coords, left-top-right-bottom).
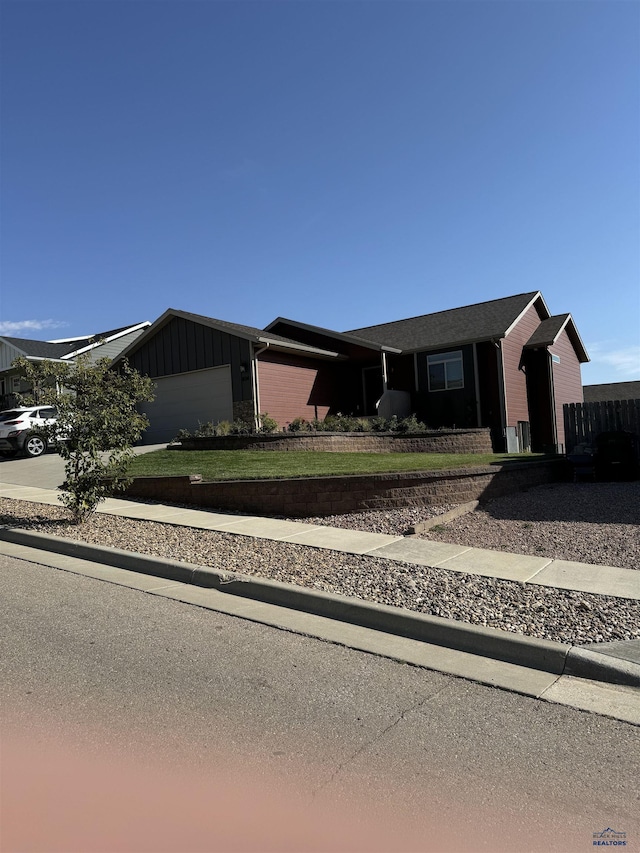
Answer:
xmin=141 ymin=366 xmax=234 ymax=444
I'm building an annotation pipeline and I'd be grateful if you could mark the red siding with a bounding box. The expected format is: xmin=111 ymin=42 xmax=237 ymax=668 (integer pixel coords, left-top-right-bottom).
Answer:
xmin=257 ymin=352 xmax=331 ymax=428
xmin=550 ymin=329 xmax=584 ymax=451
xmin=501 ymin=303 xmax=545 ymax=427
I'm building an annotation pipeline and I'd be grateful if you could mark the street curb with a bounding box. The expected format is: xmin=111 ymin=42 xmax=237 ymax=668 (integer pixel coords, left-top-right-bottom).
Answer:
xmin=564 ymin=647 xmax=640 ymax=687
xmin=2 ymin=526 xmax=639 ymax=688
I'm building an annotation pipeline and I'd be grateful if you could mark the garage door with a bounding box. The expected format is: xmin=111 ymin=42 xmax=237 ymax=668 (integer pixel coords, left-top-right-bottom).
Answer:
xmin=141 ymin=366 xmax=234 ymax=444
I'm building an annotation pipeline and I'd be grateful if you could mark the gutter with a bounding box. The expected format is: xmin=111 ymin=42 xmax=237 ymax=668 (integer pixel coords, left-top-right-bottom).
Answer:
xmin=22 ymin=357 xmax=68 ymax=364
xmin=256 ymin=337 xmax=340 ymax=358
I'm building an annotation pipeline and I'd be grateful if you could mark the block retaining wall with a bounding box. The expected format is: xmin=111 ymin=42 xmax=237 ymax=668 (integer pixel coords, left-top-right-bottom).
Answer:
xmin=125 ymin=460 xmax=562 ymax=518
xmin=175 ymin=428 xmax=493 ymax=454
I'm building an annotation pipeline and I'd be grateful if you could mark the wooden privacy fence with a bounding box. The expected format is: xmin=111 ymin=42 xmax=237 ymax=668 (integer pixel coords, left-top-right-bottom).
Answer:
xmin=564 ymin=399 xmax=640 ymax=454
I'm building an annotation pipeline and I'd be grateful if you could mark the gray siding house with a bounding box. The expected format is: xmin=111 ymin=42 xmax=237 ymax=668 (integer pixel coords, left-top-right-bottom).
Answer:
xmin=0 ymin=322 xmax=150 ymax=408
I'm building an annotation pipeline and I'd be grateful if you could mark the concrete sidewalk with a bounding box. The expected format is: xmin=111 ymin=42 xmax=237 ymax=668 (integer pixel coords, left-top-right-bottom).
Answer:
xmin=1 ymin=481 xmax=639 ymax=723
xmin=2 ymin=481 xmax=638 ymax=601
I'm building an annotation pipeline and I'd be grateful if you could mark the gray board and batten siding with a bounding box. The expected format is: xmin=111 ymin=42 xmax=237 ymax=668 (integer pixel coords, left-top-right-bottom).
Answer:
xmin=127 ymin=315 xmax=254 ymax=405
xmin=126 ymin=316 xmax=253 ymax=443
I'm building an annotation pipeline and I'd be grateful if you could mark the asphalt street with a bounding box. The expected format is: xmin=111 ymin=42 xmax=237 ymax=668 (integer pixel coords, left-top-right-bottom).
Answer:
xmin=1 ymin=553 xmax=638 ymax=853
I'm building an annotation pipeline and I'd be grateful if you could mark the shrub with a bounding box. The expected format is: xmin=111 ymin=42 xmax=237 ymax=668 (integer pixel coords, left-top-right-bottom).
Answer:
xmin=320 ymin=413 xmax=371 ymax=432
xmin=213 ymin=420 xmax=232 ymax=436
xmin=194 ymin=421 xmax=219 ymax=437
xmin=287 ymin=417 xmax=312 ymax=432
xmin=258 ymin=413 xmax=279 ymax=434
xmin=228 ymin=418 xmax=254 ymax=435
xmin=394 ymin=414 xmax=427 ymax=433
xmin=175 ymin=410 xmax=431 ymax=441
xmin=369 ymin=416 xmax=390 ymax=432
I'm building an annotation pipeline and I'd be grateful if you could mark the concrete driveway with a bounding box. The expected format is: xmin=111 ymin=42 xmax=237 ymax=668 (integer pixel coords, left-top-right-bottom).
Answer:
xmin=0 ymin=445 xmax=167 ymax=491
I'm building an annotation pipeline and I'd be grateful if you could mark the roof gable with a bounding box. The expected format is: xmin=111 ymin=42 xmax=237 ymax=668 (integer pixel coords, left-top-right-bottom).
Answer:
xmin=265 ymin=317 xmax=400 ymax=356
xmin=346 ymin=292 xmax=548 ymax=352
xmin=60 ymin=322 xmax=151 ymax=358
xmin=524 ymin=314 xmax=589 ymax=363
xmin=48 ymin=323 xmax=147 ymax=345
xmin=114 ymin=308 xmax=342 ymax=364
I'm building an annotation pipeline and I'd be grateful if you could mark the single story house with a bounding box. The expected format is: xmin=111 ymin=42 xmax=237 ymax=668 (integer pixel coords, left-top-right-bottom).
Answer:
xmin=114 ymin=291 xmax=588 ymax=453
xmin=0 ymin=321 xmax=151 ymax=409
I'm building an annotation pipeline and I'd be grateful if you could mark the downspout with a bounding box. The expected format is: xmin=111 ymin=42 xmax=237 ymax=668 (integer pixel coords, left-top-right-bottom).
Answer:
xmin=251 ymin=343 xmax=268 ymax=431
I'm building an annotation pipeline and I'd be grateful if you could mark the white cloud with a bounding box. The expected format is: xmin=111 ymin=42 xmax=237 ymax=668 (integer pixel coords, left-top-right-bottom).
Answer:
xmin=0 ymin=319 xmax=67 ymax=336
xmin=587 ymin=342 xmax=640 ymax=378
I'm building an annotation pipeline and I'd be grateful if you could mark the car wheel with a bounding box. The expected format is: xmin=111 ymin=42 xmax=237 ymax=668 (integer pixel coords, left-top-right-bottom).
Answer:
xmin=24 ymin=434 xmax=47 ymax=458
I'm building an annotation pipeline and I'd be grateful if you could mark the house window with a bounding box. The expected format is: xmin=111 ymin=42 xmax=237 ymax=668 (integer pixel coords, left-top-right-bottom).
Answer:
xmin=427 ymin=351 xmax=464 ymax=391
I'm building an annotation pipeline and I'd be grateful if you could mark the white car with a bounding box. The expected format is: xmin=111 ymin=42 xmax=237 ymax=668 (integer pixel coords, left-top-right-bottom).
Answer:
xmin=0 ymin=406 xmax=58 ymax=458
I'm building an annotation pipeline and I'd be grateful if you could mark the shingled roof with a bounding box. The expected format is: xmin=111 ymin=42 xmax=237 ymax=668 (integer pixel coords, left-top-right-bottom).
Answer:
xmin=264 ymin=317 xmax=401 ymax=356
xmin=524 ymin=314 xmax=589 ymax=362
xmin=346 ymin=291 xmax=548 ymax=353
xmin=0 ymin=337 xmax=77 ymax=360
xmin=48 ymin=323 xmax=148 ymax=353
xmin=2 ymin=322 xmax=151 ymax=363
xmin=583 ymin=381 xmax=640 ymax=403
xmin=115 ymin=308 xmax=342 ymax=363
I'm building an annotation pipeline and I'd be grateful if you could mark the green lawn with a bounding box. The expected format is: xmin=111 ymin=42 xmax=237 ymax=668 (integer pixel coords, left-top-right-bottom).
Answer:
xmin=129 ymin=450 xmax=548 ymax=481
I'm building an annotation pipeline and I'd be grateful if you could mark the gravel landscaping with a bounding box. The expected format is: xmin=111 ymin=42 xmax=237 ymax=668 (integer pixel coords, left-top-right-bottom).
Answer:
xmin=1 ymin=480 xmax=638 ymax=646
xmin=290 ymin=482 xmax=640 ymax=571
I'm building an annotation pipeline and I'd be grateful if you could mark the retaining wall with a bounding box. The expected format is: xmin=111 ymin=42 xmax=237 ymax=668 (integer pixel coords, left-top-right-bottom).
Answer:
xmin=175 ymin=428 xmax=493 ymax=454
xmin=125 ymin=460 xmax=562 ymax=518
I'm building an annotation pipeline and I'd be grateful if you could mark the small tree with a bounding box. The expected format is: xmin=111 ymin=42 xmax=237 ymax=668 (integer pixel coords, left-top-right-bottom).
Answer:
xmin=13 ymin=355 xmax=155 ymax=523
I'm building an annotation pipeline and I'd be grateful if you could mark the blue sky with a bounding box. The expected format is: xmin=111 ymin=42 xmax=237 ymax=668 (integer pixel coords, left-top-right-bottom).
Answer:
xmin=1 ymin=0 xmax=638 ymax=385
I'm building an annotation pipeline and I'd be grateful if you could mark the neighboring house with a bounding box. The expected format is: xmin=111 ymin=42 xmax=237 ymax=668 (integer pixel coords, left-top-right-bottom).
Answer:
xmin=0 ymin=322 xmax=151 ymax=408
xmin=115 ymin=292 xmax=588 ymax=453
xmin=583 ymin=381 xmax=640 ymax=403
